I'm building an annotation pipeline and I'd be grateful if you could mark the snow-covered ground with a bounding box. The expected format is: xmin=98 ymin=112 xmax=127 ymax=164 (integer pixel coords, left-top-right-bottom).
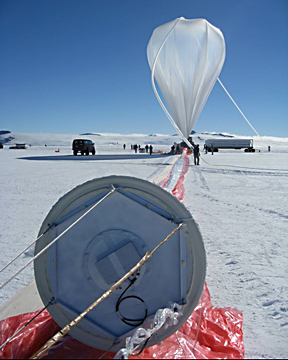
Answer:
xmin=0 ymin=132 xmax=287 ymax=359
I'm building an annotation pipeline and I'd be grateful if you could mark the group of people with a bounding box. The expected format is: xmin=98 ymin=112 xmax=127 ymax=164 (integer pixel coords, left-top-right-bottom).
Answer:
xmin=123 ymin=144 xmax=153 ymax=155
xmin=127 ymin=139 xmax=273 ymax=166
xmin=170 ymin=139 xmax=200 ymax=165
xmin=169 ymin=144 xmax=182 ymax=155
xmin=123 ymin=140 xmax=203 ymax=164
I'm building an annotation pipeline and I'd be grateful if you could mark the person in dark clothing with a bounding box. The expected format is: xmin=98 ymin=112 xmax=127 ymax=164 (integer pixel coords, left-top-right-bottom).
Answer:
xmin=193 ymin=144 xmax=200 ymax=165
xmin=175 ymin=144 xmax=182 ymax=154
xmin=149 ymin=145 xmax=153 ymax=155
xmin=145 ymin=144 xmax=149 ymax=153
xmin=134 ymin=144 xmax=138 ymax=153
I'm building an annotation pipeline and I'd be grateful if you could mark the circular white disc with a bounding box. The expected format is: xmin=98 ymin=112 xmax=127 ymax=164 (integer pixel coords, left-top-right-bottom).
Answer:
xmin=34 ymin=176 xmax=206 ymax=351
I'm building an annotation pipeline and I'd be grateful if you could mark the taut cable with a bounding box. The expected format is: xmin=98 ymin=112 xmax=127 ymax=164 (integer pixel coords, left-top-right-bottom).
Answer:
xmin=0 ymin=187 xmax=116 ymax=291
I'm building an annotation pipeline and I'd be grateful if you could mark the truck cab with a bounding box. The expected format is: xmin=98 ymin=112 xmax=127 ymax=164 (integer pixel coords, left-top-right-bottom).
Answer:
xmin=72 ymin=139 xmax=96 ymax=156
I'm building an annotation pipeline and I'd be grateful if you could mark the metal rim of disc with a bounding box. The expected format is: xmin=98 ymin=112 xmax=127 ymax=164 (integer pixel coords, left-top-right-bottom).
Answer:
xmin=34 ymin=175 xmax=206 ymax=351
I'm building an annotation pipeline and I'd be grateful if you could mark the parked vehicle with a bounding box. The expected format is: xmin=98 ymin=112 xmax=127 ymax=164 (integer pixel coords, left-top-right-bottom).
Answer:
xmin=204 ymin=139 xmax=255 ymax=152
xmin=72 ymin=139 xmax=96 ymax=155
xmin=9 ymin=143 xmax=28 ymax=149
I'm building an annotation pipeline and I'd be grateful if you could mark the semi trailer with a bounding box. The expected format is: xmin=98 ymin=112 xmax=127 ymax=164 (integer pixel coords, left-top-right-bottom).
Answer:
xmin=204 ymin=139 xmax=255 ymax=152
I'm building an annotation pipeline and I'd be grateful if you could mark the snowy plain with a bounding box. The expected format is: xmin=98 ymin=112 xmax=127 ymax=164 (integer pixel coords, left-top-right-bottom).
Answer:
xmin=0 ymin=131 xmax=287 ymax=359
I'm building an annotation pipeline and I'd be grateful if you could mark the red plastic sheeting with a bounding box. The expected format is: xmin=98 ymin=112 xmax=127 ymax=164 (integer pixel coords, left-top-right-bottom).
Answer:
xmin=171 ymin=154 xmax=190 ymax=202
xmin=157 ymin=153 xmax=190 ymax=202
xmin=0 ymin=310 xmax=59 ymax=359
xmin=136 ymin=283 xmax=244 ymax=359
xmin=0 ymin=154 xmax=245 ymax=359
xmin=0 ymin=308 xmax=116 ymax=359
xmin=0 ymin=284 xmax=244 ymax=359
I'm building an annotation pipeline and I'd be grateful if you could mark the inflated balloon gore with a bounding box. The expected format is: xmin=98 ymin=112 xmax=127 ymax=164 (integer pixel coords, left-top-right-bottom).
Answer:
xmin=147 ymin=17 xmax=226 ymax=146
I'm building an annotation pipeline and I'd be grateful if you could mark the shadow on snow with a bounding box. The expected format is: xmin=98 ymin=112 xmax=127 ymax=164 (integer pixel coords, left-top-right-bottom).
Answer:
xmin=18 ymin=154 xmax=171 ymax=161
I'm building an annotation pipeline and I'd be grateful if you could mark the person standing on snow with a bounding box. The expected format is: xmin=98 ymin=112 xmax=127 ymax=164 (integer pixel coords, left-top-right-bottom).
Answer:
xmin=193 ymin=144 xmax=200 ymax=165
xmin=189 ymin=139 xmax=200 ymax=165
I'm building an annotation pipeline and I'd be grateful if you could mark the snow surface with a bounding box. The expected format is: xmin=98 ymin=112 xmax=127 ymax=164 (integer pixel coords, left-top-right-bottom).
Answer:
xmin=0 ymin=132 xmax=287 ymax=359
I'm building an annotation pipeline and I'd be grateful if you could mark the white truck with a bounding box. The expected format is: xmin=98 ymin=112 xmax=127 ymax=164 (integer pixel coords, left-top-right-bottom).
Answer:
xmin=204 ymin=138 xmax=255 ymax=152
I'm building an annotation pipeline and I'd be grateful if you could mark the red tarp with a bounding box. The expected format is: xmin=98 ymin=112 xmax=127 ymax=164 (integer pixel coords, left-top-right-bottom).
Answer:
xmin=0 ymin=155 xmax=244 ymax=359
xmin=0 ymin=284 xmax=244 ymax=359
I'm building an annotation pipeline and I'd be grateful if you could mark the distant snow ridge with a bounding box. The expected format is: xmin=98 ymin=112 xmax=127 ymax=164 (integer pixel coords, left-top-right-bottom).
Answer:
xmin=0 ymin=131 xmax=14 ymax=144
xmin=0 ymin=131 xmax=11 ymax=135
xmin=201 ymin=132 xmax=235 ymax=138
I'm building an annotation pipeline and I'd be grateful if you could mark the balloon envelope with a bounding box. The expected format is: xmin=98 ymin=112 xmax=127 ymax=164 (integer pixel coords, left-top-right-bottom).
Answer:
xmin=147 ymin=18 xmax=226 ymax=139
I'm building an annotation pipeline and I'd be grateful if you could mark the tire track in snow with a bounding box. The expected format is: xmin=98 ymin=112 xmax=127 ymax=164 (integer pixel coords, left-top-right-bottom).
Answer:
xmin=184 ymin=164 xmax=288 ymax=358
xmin=198 ymin=167 xmax=288 ymax=177
xmin=189 ymin=167 xmax=288 ymax=221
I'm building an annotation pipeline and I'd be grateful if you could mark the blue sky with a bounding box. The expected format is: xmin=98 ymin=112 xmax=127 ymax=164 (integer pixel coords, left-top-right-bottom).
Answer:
xmin=0 ymin=0 xmax=287 ymax=137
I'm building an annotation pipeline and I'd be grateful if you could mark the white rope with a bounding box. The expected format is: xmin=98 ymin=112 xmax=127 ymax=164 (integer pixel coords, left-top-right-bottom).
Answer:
xmin=0 ymin=228 xmax=52 ymax=274
xmin=151 ymin=17 xmax=194 ymax=150
xmin=217 ymin=78 xmax=262 ymax=138
xmin=0 ymin=187 xmax=116 ymax=291
xmin=175 ymin=330 xmax=185 ymax=354
xmin=192 ymin=296 xmax=203 ymax=356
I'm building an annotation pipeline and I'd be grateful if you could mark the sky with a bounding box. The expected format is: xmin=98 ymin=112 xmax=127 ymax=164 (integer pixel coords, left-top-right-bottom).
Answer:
xmin=0 ymin=0 xmax=287 ymax=137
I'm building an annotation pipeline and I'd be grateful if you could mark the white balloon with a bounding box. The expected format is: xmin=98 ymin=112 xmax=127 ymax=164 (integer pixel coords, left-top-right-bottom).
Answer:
xmin=147 ymin=18 xmax=226 ymax=140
